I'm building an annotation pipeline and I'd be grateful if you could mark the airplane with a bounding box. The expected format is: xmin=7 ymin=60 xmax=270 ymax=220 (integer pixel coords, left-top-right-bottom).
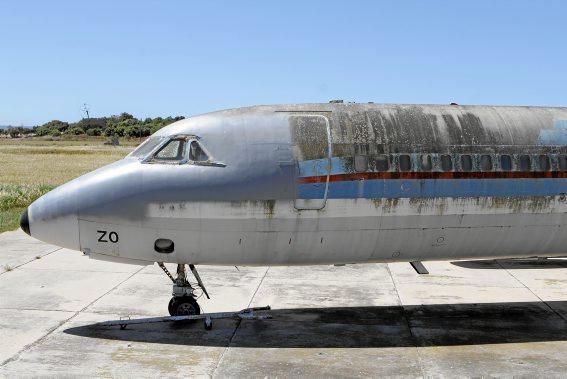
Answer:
xmin=19 ymin=102 xmax=567 ymax=319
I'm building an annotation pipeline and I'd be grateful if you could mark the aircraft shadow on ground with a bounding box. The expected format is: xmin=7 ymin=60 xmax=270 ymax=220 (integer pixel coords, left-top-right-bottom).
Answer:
xmin=451 ymin=258 xmax=567 ymax=270
xmin=64 ymin=301 xmax=567 ymax=348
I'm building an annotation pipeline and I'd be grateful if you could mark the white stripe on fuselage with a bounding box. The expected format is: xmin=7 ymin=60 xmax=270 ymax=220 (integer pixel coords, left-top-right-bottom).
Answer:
xmin=85 ymin=197 xmax=567 ymax=266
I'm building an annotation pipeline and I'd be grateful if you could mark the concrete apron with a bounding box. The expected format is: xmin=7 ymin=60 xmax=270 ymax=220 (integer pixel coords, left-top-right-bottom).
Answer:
xmin=1 ymin=229 xmax=567 ymax=377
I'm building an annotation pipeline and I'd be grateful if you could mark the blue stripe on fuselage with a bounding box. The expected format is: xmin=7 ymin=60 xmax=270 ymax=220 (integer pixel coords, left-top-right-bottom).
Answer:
xmin=297 ymin=178 xmax=567 ymax=199
xmin=298 ymin=158 xmax=349 ymax=177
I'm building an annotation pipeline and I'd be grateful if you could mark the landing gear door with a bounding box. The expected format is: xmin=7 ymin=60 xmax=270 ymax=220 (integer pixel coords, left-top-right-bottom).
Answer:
xmin=290 ymin=115 xmax=331 ymax=210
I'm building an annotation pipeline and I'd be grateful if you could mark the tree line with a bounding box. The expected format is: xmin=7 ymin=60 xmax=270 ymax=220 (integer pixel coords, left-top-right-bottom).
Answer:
xmin=0 ymin=113 xmax=185 ymax=138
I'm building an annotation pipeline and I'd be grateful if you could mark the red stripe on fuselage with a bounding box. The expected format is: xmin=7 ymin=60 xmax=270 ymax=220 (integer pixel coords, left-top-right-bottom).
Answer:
xmin=298 ymin=171 xmax=567 ymax=184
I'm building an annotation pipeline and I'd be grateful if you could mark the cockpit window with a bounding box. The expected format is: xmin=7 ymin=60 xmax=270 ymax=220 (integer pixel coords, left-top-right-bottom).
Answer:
xmin=140 ymin=135 xmax=220 ymax=166
xmin=153 ymin=138 xmax=187 ymax=161
xmin=189 ymin=140 xmax=209 ymax=162
xmin=130 ymin=136 xmax=164 ymax=158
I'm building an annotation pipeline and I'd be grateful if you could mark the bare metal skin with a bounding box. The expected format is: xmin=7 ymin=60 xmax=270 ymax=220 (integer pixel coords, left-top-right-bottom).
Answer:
xmin=22 ymin=103 xmax=567 ymax=267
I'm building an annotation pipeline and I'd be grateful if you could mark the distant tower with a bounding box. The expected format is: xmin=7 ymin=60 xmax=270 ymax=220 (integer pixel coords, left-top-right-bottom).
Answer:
xmin=82 ymin=103 xmax=90 ymax=119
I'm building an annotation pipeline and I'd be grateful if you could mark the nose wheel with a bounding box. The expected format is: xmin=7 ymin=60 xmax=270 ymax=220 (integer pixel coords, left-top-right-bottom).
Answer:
xmin=168 ymin=296 xmax=201 ymax=316
xmin=159 ymin=262 xmax=209 ymax=317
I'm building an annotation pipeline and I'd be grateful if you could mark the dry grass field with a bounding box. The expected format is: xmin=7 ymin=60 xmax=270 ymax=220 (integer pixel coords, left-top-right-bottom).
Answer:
xmin=0 ymin=138 xmax=137 ymax=233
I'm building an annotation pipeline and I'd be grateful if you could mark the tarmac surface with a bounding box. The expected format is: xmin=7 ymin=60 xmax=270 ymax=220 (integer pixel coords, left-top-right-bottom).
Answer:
xmin=1 ymin=230 xmax=567 ymax=377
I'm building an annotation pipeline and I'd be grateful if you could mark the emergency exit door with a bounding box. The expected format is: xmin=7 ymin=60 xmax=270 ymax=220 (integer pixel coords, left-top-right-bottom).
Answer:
xmin=290 ymin=114 xmax=331 ymax=210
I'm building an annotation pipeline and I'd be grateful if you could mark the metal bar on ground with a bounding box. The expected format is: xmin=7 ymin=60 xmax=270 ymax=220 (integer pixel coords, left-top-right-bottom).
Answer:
xmin=96 ymin=306 xmax=272 ymax=328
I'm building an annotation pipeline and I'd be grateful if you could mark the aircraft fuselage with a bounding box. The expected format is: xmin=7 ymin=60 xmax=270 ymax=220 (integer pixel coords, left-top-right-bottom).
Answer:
xmin=23 ymin=103 xmax=567 ymax=266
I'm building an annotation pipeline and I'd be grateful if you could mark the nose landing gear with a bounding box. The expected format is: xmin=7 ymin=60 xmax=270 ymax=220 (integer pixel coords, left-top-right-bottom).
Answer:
xmin=158 ymin=262 xmax=209 ymax=317
xmin=98 ymin=263 xmax=271 ymax=331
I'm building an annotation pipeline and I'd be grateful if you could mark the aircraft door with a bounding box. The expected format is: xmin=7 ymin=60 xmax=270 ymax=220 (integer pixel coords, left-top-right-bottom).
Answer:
xmin=290 ymin=114 xmax=331 ymax=210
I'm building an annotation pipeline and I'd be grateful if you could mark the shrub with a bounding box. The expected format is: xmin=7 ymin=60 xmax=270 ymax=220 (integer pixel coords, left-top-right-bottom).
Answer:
xmin=86 ymin=128 xmax=102 ymax=136
xmin=66 ymin=126 xmax=85 ymax=135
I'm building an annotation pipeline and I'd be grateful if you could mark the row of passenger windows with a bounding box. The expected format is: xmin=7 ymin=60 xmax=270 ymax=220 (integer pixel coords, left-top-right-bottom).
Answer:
xmin=353 ymin=153 xmax=567 ymax=173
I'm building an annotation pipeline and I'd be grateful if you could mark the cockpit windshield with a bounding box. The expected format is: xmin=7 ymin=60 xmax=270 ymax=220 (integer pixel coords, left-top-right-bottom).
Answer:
xmin=133 ymin=135 xmax=222 ymax=166
xmin=130 ymin=136 xmax=165 ymax=158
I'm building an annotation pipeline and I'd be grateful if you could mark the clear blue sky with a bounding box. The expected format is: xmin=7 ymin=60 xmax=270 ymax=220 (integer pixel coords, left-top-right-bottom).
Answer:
xmin=1 ymin=0 xmax=566 ymax=126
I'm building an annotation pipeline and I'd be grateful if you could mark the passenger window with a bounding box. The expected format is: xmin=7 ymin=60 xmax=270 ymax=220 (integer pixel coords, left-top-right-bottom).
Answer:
xmin=153 ymin=139 xmax=186 ymax=161
xmin=399 ymin=155 xmax=411 ymax=172
xmin=559 ymin=155 xmax=567 ymax=171
xmin=420 ymin=155 xmax=432 ymax=171
xmin=480 ymin=155 xmax=493 ymax=171
xmin=500 ymin=155 xmax=512 ymax=171
xmin=460 ymin=155 xmax=472 ymax=172
xmin=538 ymin=155 xmax=550 ymax=171
xmin=519 ymin=155 xmax=531 ymax=171
xmin=375 ymin=155 xmax=389 ymax=171
xmin=440 ymin=155 xmax=453 ymax=171
xmin=354 ymin=155 xmax=368 ymax=172
xmin=189 ymin=140 xmax=209 ymax=162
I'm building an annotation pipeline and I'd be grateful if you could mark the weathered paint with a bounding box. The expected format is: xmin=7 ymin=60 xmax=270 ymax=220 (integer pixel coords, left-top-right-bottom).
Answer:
xmin=25 ymin=103 xmax=567 ymax=266
xmin=538 ymin=120 xmax=567 ymax=145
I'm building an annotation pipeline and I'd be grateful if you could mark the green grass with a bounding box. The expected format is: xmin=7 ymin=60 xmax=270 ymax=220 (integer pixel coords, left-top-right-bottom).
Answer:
xmin=0 ymin=137 xmax=136 ymax=233
xmin=0 ymin=184 xmax=55 ymax=233
xmin=0 ymin=207 xmax=26 ymax=234
xmin=0 ymin=136 xmax=142 ymax=147
xmin=0 ymin=184 xmax=55 ymax=210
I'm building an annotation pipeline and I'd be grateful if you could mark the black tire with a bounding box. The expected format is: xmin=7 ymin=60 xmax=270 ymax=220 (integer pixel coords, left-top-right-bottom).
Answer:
xmin=169 ymin=296 xmax=201 ymax=317
xmin=168 ymin=297 xmax=176 ymax=316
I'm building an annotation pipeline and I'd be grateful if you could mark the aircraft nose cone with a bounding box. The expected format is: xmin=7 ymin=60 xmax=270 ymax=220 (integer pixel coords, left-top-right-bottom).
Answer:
xmin=20 ymin=208 xmax=30 ymax=236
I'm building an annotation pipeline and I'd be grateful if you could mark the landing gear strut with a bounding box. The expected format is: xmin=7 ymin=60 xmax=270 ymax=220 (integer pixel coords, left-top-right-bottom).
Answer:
xmin=158 ymin=263 xmax=209 ymax=317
